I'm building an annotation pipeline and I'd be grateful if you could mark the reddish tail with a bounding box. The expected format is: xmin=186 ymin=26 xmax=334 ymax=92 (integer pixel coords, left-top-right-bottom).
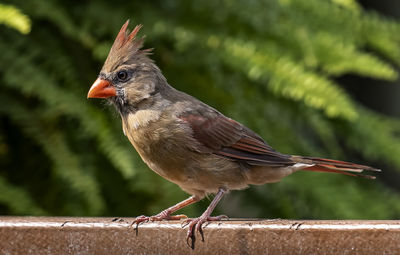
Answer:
xmin=300 ymin=156 xmax=381 ymax=179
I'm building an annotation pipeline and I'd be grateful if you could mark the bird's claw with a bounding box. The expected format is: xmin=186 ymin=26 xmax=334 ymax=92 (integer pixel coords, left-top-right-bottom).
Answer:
xmin=183 ymin=215 xmax=228 ymax=249
xmin=130 ymin=215 xmax=150 ymax=235
xmin=130 ymin=213 xmax=188 ymax=235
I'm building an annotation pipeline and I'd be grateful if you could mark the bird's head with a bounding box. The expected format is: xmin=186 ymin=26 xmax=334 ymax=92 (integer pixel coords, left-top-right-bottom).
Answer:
xmin=87 ymin=20 xmax=165 ymax=114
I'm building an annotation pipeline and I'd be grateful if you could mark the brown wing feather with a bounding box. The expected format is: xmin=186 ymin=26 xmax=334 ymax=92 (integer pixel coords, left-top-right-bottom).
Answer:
xmin=180 ymin=113 xmax=293 ymax=167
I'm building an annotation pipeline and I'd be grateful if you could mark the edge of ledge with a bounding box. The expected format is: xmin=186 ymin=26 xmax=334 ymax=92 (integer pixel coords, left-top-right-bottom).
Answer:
xmin=1 ymin=217 xmax=399 ymax=254
xmin=0 ymin=216 xmax=399 ymax=230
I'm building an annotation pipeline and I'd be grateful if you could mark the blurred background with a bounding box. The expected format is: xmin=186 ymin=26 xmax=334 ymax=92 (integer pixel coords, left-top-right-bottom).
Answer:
xmin=0 ymin=0 xmax=400 ymax=219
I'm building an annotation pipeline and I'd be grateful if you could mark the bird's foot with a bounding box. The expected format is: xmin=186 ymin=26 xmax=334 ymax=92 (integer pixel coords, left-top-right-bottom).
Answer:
xmin=182 ymin=215 xmax=228 ymax=249
xmin=130 ymin=212 xmax=188 ymax=235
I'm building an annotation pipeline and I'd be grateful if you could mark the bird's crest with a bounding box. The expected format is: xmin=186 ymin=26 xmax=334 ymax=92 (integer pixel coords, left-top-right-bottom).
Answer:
xmin=112 ymin=20 xmax=143 ymax=51
xmin=103 ymin=20 xmax=151 ymax=72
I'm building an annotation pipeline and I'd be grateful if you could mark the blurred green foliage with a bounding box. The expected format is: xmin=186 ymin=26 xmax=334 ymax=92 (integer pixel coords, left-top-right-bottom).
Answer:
xmin=0 ymin=0 xmax=400 ymax=219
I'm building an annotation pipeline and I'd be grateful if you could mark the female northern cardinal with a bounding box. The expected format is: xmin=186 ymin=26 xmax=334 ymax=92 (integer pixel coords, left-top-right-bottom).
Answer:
xmin=87 ymin=21 xmax=379 ymax=249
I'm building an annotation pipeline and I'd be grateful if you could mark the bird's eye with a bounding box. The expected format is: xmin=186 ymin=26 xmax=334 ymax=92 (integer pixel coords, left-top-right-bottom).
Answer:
xmin=117 ymin=70 xmax=129 ymax=82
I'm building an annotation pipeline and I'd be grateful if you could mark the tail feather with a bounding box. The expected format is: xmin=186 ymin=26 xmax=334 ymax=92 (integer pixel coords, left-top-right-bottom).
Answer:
xmin=299 ymin=156 xmax=380 ymax=179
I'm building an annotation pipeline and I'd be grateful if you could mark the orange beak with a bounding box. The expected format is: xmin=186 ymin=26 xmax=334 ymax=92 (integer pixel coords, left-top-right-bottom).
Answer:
xmin=87 ymin=78 xmax=117 ymax=98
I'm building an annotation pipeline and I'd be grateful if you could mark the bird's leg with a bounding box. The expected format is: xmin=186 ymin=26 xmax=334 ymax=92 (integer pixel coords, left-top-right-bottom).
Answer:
xmin=131 ymin=195 xmax=199 ymax=231
xmin=183 ymin=188 xmax=227 ymax=249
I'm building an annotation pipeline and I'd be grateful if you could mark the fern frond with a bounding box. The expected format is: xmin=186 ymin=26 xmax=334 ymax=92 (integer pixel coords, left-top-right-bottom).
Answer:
xmin=312 ymin=33 xmax=398 ymax=79
xmin=222 ymin=38 xmax=358 ymax=120
xmin=346 ymin=109 xmax=400 ymax=169
xmin=0 ymin=3 xmax=31 ymax=34
xmin=362 ymin=11 xmax=400 ymax=65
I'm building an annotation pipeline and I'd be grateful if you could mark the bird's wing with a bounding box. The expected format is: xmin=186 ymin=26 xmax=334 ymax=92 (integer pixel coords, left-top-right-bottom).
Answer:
xmin=179 ymin=111 xmax=294 ymax=167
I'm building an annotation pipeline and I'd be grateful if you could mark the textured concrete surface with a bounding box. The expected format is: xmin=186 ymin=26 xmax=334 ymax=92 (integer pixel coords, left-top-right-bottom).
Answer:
xmin=0 ymin=217 xmax=399 ymax=254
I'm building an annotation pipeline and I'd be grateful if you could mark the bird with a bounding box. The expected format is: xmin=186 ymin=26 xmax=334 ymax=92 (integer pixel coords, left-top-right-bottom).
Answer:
xmin=87 ymin=20 xmax=380 ymax=249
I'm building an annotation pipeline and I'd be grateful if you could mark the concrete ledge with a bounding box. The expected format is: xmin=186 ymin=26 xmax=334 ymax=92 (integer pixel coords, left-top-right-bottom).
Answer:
xmin=0 ymin=217 xmax=399 ymax=254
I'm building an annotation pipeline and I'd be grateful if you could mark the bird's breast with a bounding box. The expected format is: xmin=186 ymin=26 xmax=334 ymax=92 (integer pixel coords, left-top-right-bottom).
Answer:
xmin=122 ymin=112 xmax=193 ymax=182
xmin=123 ymin=108 xmax=162 ymax=131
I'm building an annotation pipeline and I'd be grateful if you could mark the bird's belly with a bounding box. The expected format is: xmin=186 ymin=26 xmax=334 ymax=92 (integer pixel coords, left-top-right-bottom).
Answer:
xmin=143 ymin=149 xmax=247 ymax=192
xmin=124 ymin=121 xmax=249 ymax=197
xmin=136 ymin=142 xmax=249 ymax=196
